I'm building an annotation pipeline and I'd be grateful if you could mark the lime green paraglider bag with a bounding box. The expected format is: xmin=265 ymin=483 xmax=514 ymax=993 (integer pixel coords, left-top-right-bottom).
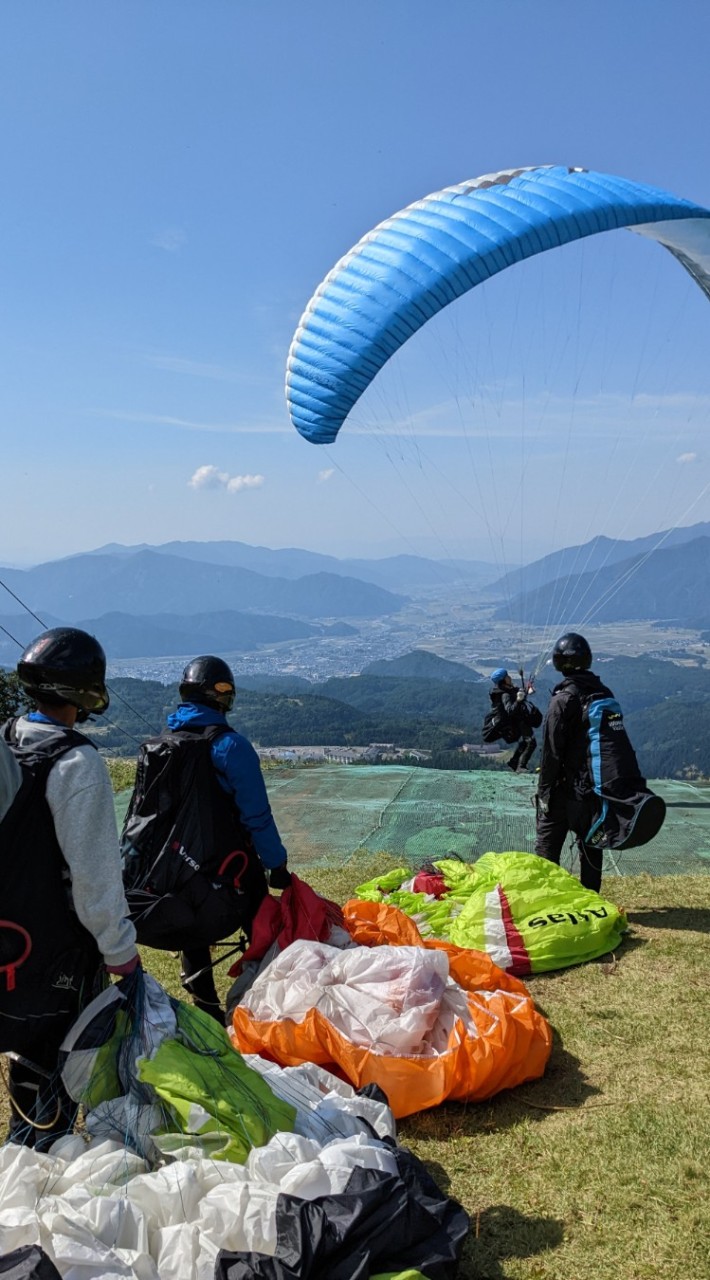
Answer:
xmin=356 ymin=852 xmax=627 ymax=974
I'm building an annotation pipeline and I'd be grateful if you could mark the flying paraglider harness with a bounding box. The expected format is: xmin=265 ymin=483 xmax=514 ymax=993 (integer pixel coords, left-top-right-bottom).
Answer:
xmin=121 ymin=724 xmax=268 ymax=955
xmin=482 ymin=670 xmax=543 ymax=769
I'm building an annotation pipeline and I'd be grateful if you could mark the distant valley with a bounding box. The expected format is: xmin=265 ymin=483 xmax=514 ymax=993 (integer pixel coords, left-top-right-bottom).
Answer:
xmin=1 ymin=527 xmax=709 ymax=694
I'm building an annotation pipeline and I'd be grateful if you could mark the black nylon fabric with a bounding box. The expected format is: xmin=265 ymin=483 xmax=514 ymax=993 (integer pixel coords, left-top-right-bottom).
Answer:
xmin=122 ymin=724 xmax=237 ymax=896
xmin=122 ymin=724 xmax=267 ymax=949
xmin=215 ymin=1145 xmax=469 ymax=1280
xmin=125 ymin=858 xmax=267 ymax=951
xmin=0 ymin=721 xmax=99 ymax=1047
xmin=0 ymin=1246 xmax=62 ymax=1279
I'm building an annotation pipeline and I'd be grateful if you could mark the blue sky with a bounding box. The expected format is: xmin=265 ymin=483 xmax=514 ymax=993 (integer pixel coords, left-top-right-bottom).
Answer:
xmin=2 ymin=0 xmax=710 ymax=565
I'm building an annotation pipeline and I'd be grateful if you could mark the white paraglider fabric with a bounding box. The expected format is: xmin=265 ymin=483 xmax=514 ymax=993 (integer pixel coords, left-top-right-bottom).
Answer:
xmin=240 ymin=938 xmax=477 ymax=1054
xmin=0 ymin=1062 xmax=397 ymax=1280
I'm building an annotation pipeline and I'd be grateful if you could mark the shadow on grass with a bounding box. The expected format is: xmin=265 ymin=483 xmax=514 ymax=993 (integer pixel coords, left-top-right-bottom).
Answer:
xmin=626 ymin=905 xmax=710 ymax=933
xmin=402 ymin=1032 xmax=599 ymax=1152
xmin=592 ymin=927 xmax=647 ymax=962
xmin=460 ymin=1204 xmax=565 ymax=1279
xmin=503 ymin=1031 xmax=602 ymax=1115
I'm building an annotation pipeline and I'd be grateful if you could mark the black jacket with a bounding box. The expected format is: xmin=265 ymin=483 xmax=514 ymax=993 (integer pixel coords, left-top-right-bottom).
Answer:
xmin=538 ymin=671 xmax=614 ymax=799
xmin=490 ymin=689 xmax=543 ymax=738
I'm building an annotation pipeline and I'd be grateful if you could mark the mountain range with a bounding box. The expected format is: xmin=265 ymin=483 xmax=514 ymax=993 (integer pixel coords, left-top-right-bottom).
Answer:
xmin=88 ymin=541 xmax=500 ymax=592
xmin=493 ymin=534 xmax=710 ymax=626
xmin=2 ymin=523 xmax=710 ymax=665
xmin=488 ymin=522 xmax=710 ymax=600
xmin=0 ymin=550 xmax=404 ymax=622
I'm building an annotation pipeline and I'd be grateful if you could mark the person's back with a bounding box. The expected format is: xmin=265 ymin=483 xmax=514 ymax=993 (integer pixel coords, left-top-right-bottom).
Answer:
xmin=535 ymin=632 xmax=608 ymax=891
xmin=124 ymin=655 xmax=289 ymax=1022
xmin=1 ymin=627 xmax=138 ymax=1148
xmin=538 ymin=668 xmax=612 ymax=797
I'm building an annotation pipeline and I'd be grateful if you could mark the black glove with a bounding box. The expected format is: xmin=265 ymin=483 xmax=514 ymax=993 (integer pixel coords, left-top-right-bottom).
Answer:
xmin=269 ymin=863 xmax=292 ymax=890
xmin=535 ymin=792 xmax=550 ymax=817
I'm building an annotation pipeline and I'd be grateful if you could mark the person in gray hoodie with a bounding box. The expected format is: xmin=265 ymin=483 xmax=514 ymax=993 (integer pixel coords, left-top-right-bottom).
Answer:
xmin=0 ymin=627 xmax=138 ymax=1148
xmin=0 ymin=735 xmax=20 ymax=823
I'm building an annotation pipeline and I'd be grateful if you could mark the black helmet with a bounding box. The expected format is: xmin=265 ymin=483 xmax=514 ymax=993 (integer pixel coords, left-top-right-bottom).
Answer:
xmin=179 ymin=656 xmax=236 ymax=712
xmin=552 ymin=632 xmax=592 ymax=674
xmin=17 ymin=628 xmax=109 ymax=720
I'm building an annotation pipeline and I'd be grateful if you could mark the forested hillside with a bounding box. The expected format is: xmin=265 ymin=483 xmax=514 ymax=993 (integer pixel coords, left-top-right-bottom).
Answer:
xmin=87 ymin=655 xmax=710 ymax=780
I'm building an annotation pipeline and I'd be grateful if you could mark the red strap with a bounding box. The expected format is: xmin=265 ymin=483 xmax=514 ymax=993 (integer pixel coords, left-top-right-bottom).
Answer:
xmin=216 ymin=849 xmax=249 ymax=889
xmin=0 ymin=922 xmax=32 ymax=992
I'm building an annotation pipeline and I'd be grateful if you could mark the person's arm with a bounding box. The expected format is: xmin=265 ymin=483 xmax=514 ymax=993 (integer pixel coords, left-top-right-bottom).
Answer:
xmin=0 ymin=737 xmax=21 ymax=823
xmin=501 ymin=689 xmax=523 ymax=731
xmin=213 ymin=733 xmax=288 ymax=871
xmin=537 ymin=696 xmax=567 ymax=795
xmin=46 ymin=746 xmax=138 ymax=968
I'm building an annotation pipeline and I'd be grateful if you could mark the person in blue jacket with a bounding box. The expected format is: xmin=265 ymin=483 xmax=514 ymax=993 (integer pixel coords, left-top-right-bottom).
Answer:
xmin=168 ymin=655 xmax=290 ymax=1020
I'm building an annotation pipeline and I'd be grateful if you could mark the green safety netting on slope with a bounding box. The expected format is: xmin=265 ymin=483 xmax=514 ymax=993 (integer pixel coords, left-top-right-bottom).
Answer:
xmin=115 ymin=766 xmax=710 ymax=876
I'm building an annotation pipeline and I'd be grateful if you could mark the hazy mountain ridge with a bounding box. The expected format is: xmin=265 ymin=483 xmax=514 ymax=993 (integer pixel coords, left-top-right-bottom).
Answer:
xmin=493 ymin=536 xmax=710 ymax=626
xmin=84 ymin=540 xmax=501 ymax=592
xmin=0 ymin=610 xmax=357 ymax=663
xmin=361 ymin=649 xmax=483 ymax=682
xmin=0 ymin=550 xmax=405 ymax=621
xmin=489 ymin=522 xmax=710 ymax=600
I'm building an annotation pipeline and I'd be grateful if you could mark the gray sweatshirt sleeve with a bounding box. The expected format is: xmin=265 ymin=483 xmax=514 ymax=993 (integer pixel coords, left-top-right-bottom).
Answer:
xmin=45 ymin=745 xmax=137 ymax=967
xmin=0 ymin=738 xmax=21 ymax=823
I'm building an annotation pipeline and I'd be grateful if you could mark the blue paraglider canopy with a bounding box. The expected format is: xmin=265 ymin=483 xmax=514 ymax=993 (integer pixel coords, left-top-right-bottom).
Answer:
xmin=286 ymin=166 xmax=710 ymax=444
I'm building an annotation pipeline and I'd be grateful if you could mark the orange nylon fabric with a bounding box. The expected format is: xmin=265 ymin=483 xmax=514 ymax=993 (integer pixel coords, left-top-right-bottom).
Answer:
xmin=231 ymin=901 xmax=552 ymax=1118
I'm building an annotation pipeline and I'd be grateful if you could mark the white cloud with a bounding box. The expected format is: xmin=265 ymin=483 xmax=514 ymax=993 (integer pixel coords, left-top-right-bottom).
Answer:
xmin=188 ymin=465 xmax=228 ymax=489
xmin=677 ymin=452 xmax=699 ymax=464
xmin=226 ymin=473 xmax=265 ymax=493
xmin=152 ymin=227 xmax=187 ymax=252
xmin=188 ymin=465 xmax=265 ymax=493
xmin=317 ymin=468 xmax=335 ymax=483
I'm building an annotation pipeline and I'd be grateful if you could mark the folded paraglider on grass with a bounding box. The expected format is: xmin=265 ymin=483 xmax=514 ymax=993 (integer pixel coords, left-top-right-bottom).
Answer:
xmin=0 ymin=967 xmax=469 ymax=1278
xmin=353 ymin=852 xmax=629 ymax=975
xmin=230 ymin=881 xmax=553 ymax=1119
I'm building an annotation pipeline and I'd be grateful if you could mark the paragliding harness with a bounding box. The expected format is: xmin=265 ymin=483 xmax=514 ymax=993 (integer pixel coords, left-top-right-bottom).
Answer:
xmin=121 ymin=724 xmax=268 ymax=953
xmin=482 ymin=671 xmax=542 ymax=745
xmin=481 ymin=702 xmax=519 ymax=745
xmin=580 ymin=690 xmax=666 ymax=851
xmin=0 ymin=720 xmax=101 ymax=1053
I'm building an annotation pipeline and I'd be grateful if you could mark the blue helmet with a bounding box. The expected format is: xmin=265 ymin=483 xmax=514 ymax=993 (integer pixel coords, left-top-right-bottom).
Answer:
xmin=490 ymin=668 xmax=509 ymax=686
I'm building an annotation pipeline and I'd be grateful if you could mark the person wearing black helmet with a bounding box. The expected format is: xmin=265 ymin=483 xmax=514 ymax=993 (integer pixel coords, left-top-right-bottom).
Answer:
xmin=0 ymin=628 xmax=139 ymax=1148
xmin=164 ymin=655 xmax=288 ymax=1019
xmin=534 ymin=632 xmax=607 ymax=891
xmin=488 ymin=668 xmax=542 ymax=772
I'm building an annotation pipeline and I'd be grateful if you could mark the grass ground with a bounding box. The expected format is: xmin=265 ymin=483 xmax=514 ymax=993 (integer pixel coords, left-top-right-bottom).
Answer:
xmin=2 ymin=860 xmax=708 ymax=1279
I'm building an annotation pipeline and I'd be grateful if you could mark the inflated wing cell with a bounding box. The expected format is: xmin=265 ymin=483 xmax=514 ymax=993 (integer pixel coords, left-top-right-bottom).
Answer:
xmin=286 ymin=165 xmax=710 ymax=443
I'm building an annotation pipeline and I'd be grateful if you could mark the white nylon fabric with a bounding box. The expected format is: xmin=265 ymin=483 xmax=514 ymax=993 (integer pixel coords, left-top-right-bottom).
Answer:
xmin=241 ymin=939 xmax=478 ymax=1055
xmin=482 ymin=887 xmax=514 ymax=973
xmin=242 ymin=1056 xmax=396 ymax=1143
xmin=0 ymin=1121 xmax=399 ymax=1279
